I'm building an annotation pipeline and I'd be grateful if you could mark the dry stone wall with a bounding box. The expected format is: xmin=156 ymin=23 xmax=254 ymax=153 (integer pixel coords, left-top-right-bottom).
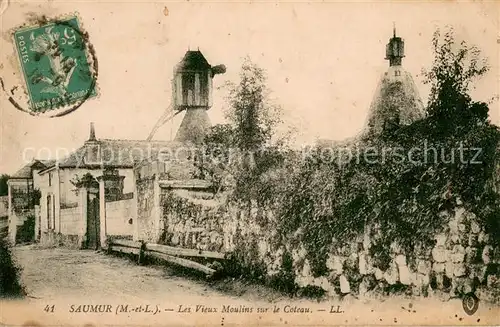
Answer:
xmin=159 ymin=191 xmax=499 ymax=302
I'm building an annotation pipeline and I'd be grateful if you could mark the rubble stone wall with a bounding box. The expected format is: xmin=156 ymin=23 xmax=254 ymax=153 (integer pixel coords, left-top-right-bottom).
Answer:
xmin=159 ymin=191 xmax=499 ymax=301
xmin=135 ymin=177 xmax=156 ymax=242
xmin=159 ymin=190 xmax=227 ymax=252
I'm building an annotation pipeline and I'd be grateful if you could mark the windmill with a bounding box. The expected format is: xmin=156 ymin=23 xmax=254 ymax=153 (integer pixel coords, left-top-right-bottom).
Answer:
xmin=147 ymin=50 xmax=226 ymax=143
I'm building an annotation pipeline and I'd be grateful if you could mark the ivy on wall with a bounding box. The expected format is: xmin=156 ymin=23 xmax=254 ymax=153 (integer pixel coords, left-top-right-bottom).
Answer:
xmin=272 ymin=28 xmax=500 ymax=275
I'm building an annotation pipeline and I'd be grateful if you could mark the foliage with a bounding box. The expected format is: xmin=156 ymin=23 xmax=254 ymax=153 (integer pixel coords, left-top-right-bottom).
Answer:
xmin=31 ymin=188 xmax=41 ymax=206
xmin=274 ymin=27 xmax=500 ymax=274
xmin=70 ymin=173 xmax=98 ymax=189
xmin=0 ymin=174 xmax=8 ymax=196
xmin=270 ymin=250 xmax=297 ymax=294
xmin=200 ymin=58 xmax=291 ymax=206
xmin=201 ymin=30 xmax=499 ymax=285
xmin=16 ymin=214 xmax=36 ymax=244
xmin=0 ymin=238 xmax=25 ymax=298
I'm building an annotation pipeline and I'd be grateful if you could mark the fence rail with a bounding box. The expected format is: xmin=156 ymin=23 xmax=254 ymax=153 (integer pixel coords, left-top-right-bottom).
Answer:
xmin=108 ymin=239 xmax=226 ymax=277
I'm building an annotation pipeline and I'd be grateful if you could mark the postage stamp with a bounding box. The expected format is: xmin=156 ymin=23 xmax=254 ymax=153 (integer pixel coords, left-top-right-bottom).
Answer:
xmin=11 ymin=15 xmax=97 ymax=115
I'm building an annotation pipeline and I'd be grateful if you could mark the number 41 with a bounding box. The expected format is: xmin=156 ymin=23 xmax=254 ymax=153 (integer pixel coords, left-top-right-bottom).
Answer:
xmin=44 ymin=305 xmax=55 ymax=313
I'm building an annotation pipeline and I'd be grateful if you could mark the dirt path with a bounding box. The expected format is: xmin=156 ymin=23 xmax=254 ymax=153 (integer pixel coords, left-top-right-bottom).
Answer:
xmin=9 ymin=245 xmax=266 ymax=326
xmin=3 ymin=245 xmax=498 ymax=327
xmin=13 ymin=245 xmax=231 ymax=303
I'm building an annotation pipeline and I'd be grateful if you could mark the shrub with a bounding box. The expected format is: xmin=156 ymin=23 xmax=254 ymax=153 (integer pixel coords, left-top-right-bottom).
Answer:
xmin=0 ymin=238 xmax=25 ymax=298
xmin=16 ymin=214 xmax=36 ymax=244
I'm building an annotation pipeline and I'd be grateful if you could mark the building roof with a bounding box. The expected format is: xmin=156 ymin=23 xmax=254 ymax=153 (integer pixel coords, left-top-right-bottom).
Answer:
xmin=39 ymin=139 xmax=183 ymax=172
xmin=175 ymin=50 xmax=211 ymax=72
xmin=10 ymin=159 xmax=55 ymax=179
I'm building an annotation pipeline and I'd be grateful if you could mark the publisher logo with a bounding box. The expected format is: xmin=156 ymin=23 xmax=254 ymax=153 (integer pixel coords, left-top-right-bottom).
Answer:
xmin=462 ymin=292 xmax=479 ymax=316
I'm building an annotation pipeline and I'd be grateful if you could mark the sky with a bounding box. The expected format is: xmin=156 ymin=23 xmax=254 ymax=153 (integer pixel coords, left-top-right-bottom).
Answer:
xmin=0 ymin=0 xmax=498 ymax=174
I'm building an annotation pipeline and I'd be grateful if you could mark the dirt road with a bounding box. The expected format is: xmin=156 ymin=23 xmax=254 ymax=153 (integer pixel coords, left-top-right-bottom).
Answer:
xmin=3 ymin=245 xmax=498 ymax=327
xmin=14 ymin=245 xmax=231 ymax=303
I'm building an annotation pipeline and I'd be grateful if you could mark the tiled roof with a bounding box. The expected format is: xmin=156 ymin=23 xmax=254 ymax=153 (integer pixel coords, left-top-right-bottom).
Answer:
xmin=52 ymin=139 xmax=183 ymax=169
xmin=10 ymin=164 xmax=33 ymax=179
xmin=10 ymin=159 xmax=54 ymax=179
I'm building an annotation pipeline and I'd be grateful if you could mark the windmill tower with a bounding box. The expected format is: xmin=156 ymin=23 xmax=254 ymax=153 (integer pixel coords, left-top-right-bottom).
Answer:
xmin=363 ymin=26 xmax=425 ymax=137
xmin=147 ymin=50 xmax=226 ymax=143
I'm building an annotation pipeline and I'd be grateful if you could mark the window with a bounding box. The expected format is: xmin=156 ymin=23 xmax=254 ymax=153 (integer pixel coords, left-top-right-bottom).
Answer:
xmin=48 ymin=172 xmax=52 ymax=186
xmin=86 ymin=144 xmax=101 ymax=164
xmin=395 ymin=70 xmax=401 ymax=77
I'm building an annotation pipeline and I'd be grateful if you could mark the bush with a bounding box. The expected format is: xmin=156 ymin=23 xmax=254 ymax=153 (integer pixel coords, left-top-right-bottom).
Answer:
xmin=273 ymin=27 xmax=500 ymax=276
xmin=16 ymin=214 xmax=36 ymax=244
xmin=0 ymin=238 xmax=25 ymax=298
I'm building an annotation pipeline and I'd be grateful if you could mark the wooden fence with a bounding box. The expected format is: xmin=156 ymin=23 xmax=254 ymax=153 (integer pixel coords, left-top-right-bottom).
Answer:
xmin=107 ymin=239 xmax=226 ymax=277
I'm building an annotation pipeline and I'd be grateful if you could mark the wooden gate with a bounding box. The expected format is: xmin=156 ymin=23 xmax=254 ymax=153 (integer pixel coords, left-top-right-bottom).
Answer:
xmin=86 ymin=192 xmax=100 ymax=250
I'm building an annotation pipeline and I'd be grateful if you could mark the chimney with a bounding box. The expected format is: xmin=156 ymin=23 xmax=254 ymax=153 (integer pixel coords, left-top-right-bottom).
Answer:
xmin=89 ymin=122 xmax=96 ymax=141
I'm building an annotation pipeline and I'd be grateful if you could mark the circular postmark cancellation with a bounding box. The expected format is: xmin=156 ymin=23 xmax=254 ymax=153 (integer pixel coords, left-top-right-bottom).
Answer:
xmin=462 ymin=292 xmax=479 ymax=316
xmin=3 ymin=13 xmax=98 ymax=117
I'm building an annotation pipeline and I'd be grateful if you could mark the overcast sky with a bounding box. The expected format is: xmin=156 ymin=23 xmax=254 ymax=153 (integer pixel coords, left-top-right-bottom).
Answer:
xmin=1 ymin=1 xmax=498 ymax=174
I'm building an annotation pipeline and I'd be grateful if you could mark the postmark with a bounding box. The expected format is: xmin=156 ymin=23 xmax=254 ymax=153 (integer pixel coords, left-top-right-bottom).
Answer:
xmin=8 ymin=14 xmax=98 ymax=117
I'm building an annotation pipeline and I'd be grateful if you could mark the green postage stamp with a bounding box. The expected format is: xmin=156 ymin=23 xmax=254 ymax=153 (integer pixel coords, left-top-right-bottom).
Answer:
xmin=13 ymin=15 xmax=97 ymax=115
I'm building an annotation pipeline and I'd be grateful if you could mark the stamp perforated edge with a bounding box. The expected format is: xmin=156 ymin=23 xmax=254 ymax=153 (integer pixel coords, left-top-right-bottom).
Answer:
xmin=5 ymin=11 xmax=100 ymax=118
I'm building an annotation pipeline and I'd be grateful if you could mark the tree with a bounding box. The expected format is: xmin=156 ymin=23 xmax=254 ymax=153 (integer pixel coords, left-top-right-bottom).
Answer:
xmin=418 ymin=28 xmax=500 ymax=239
xmin=274 ymin=27 xmax=500 ymax=277
xmin=422 ymin=27 xmax=490 ymax=134
xmin=368 ymin=27 xmax=500 ymax=248
xmin=0 ymin=174 xmax=9 ymax=196
xmin=201 ymin=58 xmax=287 ymax=204
xmin=70 ymin=173 xmax=98 ymax=189
xmin=224 ymin=58 xmax=282 ymax=152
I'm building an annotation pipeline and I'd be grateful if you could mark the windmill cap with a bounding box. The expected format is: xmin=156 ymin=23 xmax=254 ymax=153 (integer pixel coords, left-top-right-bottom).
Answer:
xmin=175 ymin=50 xmax=211 ymax=71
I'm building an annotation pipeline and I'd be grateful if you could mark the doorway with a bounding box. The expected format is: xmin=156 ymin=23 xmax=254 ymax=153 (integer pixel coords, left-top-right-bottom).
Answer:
xmin=86 ymin=191 xmax=100 ymax=250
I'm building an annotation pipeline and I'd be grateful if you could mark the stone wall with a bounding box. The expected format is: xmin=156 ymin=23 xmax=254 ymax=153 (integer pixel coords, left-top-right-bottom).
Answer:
xmin=159 ymin=190 xmax=227 ymax=252
xmin=40 ymin=230 xmax=81 ymax=249
xmin=252 ymin=206 xmax=499 ymax=302
xmin=135 ymin=177 xmax=157 ymax=241
xmin=106 ymin=198 xmax=135 ymax=237
xmin=60 ymin=206 xmax=80 ymax=235
xmin=156 ymin=191 xmax=500 ymax=302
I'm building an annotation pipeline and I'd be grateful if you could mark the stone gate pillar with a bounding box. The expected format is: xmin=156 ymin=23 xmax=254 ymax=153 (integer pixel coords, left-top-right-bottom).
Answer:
xmin=77 ymin=186 xmax=88 ymax=249
xmin=97 ymin=175 xmax=107 ymax=249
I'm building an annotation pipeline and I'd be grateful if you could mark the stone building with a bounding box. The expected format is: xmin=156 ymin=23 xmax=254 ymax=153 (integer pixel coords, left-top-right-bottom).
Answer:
xmin=318 ymin=28 xmax=425 ymax=148
xmin=363 ymin=27 xmax=425 ymax=137
xmin=34 ymin=123 xmax=174 ymax=248
xmin=7 ymin=159 xmax=53 ymax=243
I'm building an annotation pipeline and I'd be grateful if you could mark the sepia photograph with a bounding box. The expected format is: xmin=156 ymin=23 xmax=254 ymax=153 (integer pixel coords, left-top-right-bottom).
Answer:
xmin=0 ymin=1 xmax=499 ymax=326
